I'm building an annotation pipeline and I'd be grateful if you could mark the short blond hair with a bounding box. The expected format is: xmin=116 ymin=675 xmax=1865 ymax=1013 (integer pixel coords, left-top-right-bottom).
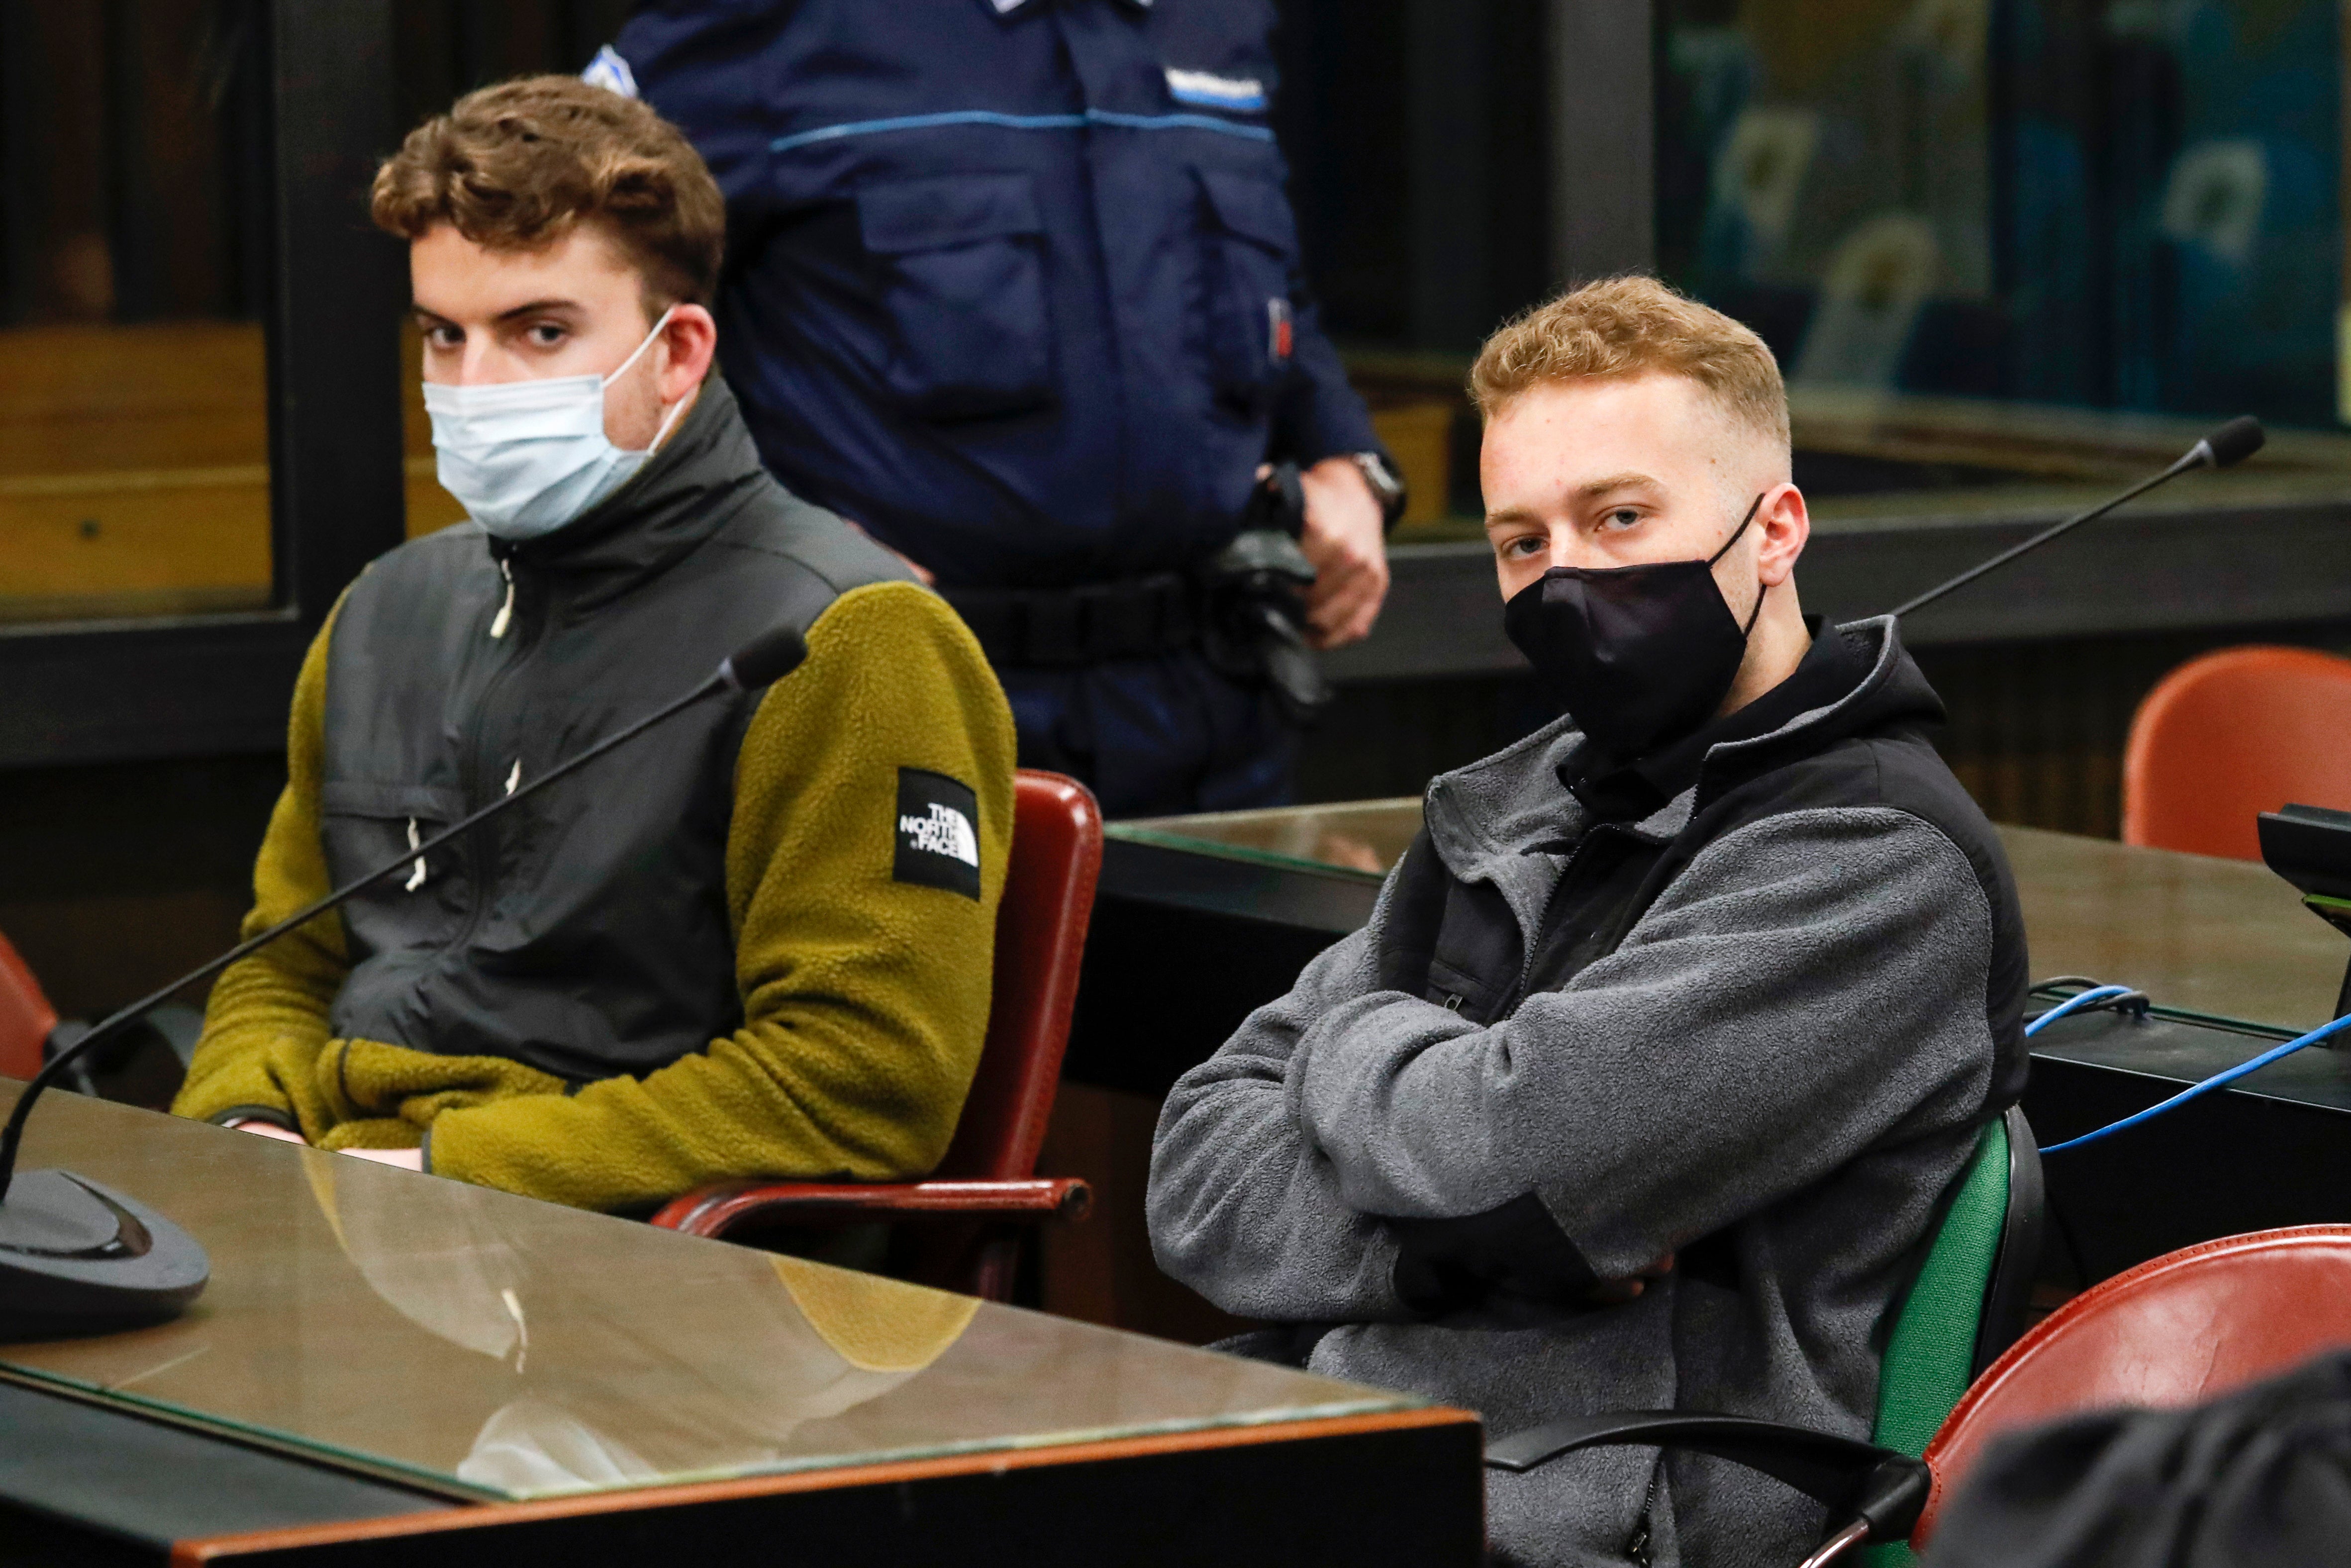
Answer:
xmin=1469 ymin=276 xmax=1788 ymax=449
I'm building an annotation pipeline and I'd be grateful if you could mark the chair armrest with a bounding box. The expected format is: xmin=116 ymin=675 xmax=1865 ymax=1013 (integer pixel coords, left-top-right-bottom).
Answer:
xmin=653 ymin=1177 xmax=1092 ymax=1239
xmin=1486 ymin=1411 xmax=1928 ymax=1554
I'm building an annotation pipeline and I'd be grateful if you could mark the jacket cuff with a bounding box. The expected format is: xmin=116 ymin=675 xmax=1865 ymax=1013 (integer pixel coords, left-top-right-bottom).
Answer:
xmin=210 ymin=1104 xmax=296 ymax=1132
xmin=1277 ymin=393 xmax=1385 ymax=469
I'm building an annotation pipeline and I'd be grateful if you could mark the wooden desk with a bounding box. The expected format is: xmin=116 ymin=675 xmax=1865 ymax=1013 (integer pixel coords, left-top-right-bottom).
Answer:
xmin=1998 ymin=824 xmax=2345 ymax=1031
xmin=0 ymin=1086 xmax=1481 ymax=1566
xmin=1102 ymin=804 xmax=2345 ymax=1034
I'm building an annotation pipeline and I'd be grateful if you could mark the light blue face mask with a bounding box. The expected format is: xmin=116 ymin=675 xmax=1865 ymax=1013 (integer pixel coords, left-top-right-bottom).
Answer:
xmin=422 ymin=306 xmax=686 ymax=541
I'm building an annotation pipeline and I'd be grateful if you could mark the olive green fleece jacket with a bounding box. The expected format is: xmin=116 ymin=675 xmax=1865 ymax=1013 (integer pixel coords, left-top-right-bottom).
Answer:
xmin=172 ymin=579 xmax=1016 ymax=1212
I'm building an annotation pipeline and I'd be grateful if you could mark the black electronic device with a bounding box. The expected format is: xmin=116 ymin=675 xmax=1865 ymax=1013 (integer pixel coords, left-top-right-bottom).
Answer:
xmin=2257 ymin=802 xmax=2351 ymax=1022
xmin=0 ymin=624 xmax=809 ymax=1340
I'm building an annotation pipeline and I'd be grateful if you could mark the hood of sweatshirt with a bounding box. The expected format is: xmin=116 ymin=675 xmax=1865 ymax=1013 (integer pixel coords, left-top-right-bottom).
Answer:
xmin=1420 ymin=615 xmax=1943 ymax=935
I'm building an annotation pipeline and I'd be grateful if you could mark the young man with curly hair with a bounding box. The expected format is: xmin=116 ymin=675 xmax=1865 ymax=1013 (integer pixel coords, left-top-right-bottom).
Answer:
xmin=1150 ymin=277 xmax=2030 ymax=1567
xmin=173 ymin=78 xmax=1016 ymax=1214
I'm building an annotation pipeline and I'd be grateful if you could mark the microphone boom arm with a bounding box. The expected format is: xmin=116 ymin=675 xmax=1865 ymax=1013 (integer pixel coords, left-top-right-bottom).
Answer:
xmin=1886 ymin=416 xmax=2262 ymax=621
xmin=1886 ymin=462 xmax=2185 ymax=620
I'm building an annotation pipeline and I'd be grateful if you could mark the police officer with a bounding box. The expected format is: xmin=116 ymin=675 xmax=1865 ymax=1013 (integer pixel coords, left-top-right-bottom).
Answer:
xmin=595 ymin=1 xmax=1403 ymax=815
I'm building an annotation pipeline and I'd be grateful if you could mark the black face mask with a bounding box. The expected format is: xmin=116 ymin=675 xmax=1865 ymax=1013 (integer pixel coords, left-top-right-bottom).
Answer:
xmin=1502 ymin=493 xmax=1767 ymax=760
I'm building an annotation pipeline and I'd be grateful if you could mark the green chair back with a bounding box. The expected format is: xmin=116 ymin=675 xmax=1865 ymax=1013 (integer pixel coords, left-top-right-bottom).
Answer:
xmin=1864 ymin=1109 xmax=2030 ymax=1567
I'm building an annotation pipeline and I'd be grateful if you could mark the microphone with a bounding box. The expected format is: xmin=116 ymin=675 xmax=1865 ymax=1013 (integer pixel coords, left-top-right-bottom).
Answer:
xmin=1886 ymin=416 xmax=2264 ymax=620
xmin=0 ymin=624 xmax=808 ymax=1337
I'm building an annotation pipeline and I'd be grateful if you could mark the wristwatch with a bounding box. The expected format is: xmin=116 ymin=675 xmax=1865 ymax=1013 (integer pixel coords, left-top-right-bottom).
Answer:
xmin=1349 ymin=450 xmax=1409 ymax=531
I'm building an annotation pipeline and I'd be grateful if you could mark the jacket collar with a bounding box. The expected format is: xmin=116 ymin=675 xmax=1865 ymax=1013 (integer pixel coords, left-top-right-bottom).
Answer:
xmin=1421 ymin=715 xmax=1594 ymax=943
xmin=1421 ymin=615 xmax=1938 ymax=930
xmin=1691 ymin=615 xmax=1942 ymax=808
xmin=488 ymin=375 xmax=770 ymax=615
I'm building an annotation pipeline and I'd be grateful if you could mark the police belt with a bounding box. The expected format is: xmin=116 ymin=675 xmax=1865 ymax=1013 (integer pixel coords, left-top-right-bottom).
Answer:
xmin=941 ymin=574 xmax=1201 ymax=670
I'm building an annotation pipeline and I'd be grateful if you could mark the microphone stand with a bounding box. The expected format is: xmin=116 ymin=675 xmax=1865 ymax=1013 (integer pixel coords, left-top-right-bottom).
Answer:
xmin=1887 ymin=416 xmax=2264 ymax=621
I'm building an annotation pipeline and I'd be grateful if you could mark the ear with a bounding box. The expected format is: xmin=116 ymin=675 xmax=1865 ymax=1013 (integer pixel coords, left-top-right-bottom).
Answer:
xmin=1754 ymin=481 xmax=1809 ymax=588
xmin=655 ymin=303 xmax=719 ymax=403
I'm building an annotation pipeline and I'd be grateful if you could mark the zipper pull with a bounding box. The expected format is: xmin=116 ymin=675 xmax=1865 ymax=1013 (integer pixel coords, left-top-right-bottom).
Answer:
xmin=1624 ymin=1465 xmax=1662 ymax=1566
xmin=490 ymin=559 xmax=515 ymax=639
xmin=504 ymin=759 xmax=522 ymax=796
xmin=403 ymin=818 xmax=428 ymax=891
xmin=1442 ymin=993 xmax=1466 ymax=1013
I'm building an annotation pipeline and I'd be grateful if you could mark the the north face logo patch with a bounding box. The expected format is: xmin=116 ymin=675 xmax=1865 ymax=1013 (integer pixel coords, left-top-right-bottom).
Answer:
xmin=901 ymin=801 xmax=978 ymax=867
xmin=894 ymin=769 xmax=981 ymax=900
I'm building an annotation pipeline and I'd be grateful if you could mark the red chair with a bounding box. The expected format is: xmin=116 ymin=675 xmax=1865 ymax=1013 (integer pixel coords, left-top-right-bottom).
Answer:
xmin=1493 ymin=1225 xmax=2351 ymax=1563
xmin=653 ymin=769 xmax=1104 ymax=1301
xmin=1911 ymin=1224 xmax=2351 ymax=1546
xmin=0 ymin=929 xmax=59 ymax=1083
xmin=2123 ymin=646 xmax=2351 ymax=861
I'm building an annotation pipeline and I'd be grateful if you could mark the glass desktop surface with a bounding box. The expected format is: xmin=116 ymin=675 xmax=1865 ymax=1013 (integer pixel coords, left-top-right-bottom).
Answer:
xmin=1114 ymin=799 xmax=1420 ymax=885
xmin=1114 ymin=806 xmax=2345 ymax=1034
xmin=0 ymin=1088 xmax=1414 ymax=1502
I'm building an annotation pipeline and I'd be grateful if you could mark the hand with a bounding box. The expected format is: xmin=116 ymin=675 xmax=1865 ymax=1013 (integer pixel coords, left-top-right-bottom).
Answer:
xmin=341 ymin=1146 xmax=424 ymax=1171
xmin=1295 ymin=456 xmax=1390 ymax=649
xmin=224 ymin=1117 xmax=307 ymax=1146
xmin=1583 ymin=1251 xmax=1675 ymax=1306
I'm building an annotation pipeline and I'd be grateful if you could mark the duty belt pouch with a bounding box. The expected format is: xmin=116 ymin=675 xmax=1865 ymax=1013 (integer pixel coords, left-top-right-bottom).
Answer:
xmin=1201 ymin=464 xmax=1334 ymax=726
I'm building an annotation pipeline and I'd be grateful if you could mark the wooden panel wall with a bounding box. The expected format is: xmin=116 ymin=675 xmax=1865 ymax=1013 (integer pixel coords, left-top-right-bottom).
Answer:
xmin=0 ymin=323 xmax=464 ymax=621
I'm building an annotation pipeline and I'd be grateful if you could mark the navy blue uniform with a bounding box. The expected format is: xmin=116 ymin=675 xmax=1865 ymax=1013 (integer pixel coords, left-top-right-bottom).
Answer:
xmin=609 ymin=0 xmax=1381 ymax=814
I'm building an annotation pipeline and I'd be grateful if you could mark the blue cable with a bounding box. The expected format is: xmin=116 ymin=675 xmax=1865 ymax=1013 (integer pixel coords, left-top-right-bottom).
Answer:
xmin=2038 ymin=1008 xmax=2351 ymax=1154
xmin=2023 ymin=985 xmax=2139 ymax=1039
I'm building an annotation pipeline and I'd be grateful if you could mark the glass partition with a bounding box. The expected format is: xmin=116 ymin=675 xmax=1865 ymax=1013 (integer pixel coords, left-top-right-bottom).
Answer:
xmin=1656 ymin=0 xmax=2351 ymax=514
xmin=0 ymin=4 xmax=275 ymax=624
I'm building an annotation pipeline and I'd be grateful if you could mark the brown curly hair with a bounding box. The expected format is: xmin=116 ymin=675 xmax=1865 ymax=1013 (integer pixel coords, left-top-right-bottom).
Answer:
xmin=371 ymin=75 xmax=724 ymax=314
xmin=1470 ymin=275 xmax=1788 ymax=450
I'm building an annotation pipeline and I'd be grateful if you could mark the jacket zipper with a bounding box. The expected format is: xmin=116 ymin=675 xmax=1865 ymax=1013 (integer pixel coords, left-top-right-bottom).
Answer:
xmin=490 ymin=558 xmax=515 ymax=638
xmin=1624 ymin=1464 xmax=1663 ymax=1566
xmin=1503 ymin=832 xmax=1605 ymax=1015
xmin=398 ymin=545 xmax=522 ymax=901
xmin=448 ymin=552 xmax=540 ymax=955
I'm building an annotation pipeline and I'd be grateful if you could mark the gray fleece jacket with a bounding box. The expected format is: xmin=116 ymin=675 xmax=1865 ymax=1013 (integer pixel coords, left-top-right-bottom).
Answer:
xmin=1147 ymin=616 xmax=2028 ymax=1568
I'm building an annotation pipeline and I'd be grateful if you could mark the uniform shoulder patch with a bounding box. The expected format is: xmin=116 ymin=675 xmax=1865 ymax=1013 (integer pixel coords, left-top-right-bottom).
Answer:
xmin=894 ymin=769 xmax=981 ymax=900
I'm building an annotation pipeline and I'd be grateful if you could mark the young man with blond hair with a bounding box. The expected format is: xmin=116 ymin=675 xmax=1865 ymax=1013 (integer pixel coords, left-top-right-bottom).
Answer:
xmin=1149 ymin=277 xmax=2028 ymax=1566
xmin=174 ymin=78 xmax=1016 ymax=1213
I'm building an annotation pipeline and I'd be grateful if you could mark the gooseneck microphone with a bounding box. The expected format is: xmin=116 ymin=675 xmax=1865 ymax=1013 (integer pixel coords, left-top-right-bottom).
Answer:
xmin=1887 ymin=415 xmax=2265 ymax=620
xmin=0 ymin=623 xmax=808 ymax=1337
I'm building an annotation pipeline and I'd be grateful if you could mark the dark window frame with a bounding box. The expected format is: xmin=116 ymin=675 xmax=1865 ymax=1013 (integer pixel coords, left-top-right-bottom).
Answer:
xmin=0 ymin=0 xmax=407 ymax=770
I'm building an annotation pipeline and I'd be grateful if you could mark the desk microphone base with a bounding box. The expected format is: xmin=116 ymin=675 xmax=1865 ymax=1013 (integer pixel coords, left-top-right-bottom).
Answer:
xmin=0 ymin=1169 xmax=208 ymax=1340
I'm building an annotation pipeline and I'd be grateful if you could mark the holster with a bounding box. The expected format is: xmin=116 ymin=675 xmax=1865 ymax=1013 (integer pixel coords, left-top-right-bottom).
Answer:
xmin=938 ymin=464 xmax=1333 ymax=725
xmin=1199 ymin=464 xmax=1335 ymax=726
